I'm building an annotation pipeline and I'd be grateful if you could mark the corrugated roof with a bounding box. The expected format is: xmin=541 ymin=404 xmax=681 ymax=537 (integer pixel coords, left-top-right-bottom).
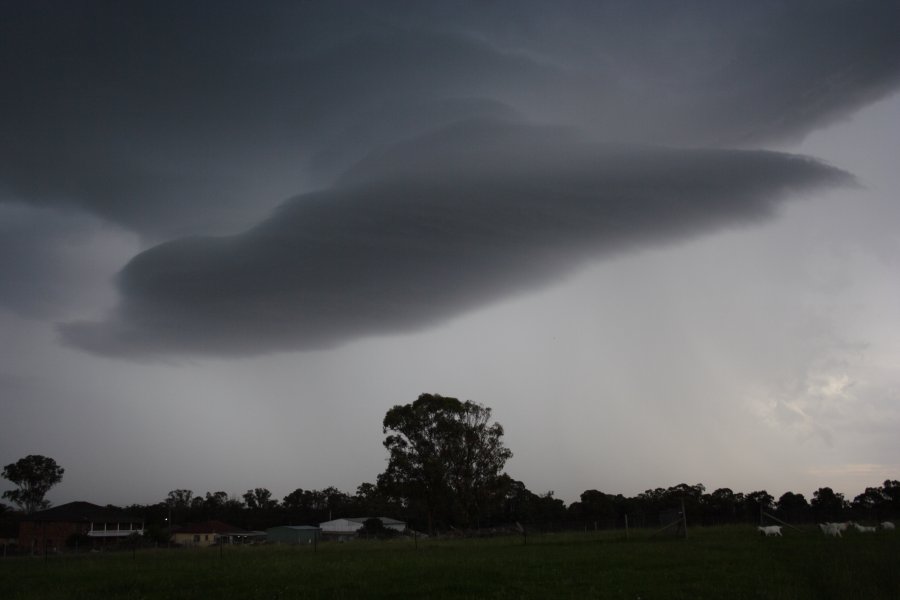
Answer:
xmin=348 ymin=517 xmax=405 ymax=525
xmin=322 ymin=516 xmax=405 ymax=525
xmin=26 ymin=501 xmax=140 ymax=522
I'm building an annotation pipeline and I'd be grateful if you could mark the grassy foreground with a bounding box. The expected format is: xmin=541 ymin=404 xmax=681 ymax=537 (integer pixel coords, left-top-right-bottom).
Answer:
xmin=1 ymin=526 xmax=899 ymax=599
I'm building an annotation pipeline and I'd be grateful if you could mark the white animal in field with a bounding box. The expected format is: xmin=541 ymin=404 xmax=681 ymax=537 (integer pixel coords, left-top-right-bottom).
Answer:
xmin=852 ymin=522 xmax=876 ymax=533
xmin=832 ymin=522 xmax=850 ymax=532
xmin=881 ymin=521 xmax=895 ymax=530
xmin=819 ymin=523 xmax=842 ymax=537
xmin=758 ymin=525 xmax=782 ymax=537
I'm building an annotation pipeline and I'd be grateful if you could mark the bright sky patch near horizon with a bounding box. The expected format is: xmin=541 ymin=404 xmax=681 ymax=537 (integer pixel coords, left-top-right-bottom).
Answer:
xmin=1 ymin=0 xmax=899 ymax=507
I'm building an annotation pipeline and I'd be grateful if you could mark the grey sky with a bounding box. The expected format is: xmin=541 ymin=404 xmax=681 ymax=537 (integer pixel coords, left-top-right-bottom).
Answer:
xmin=1 ymin=1 xmax=899 ymax=507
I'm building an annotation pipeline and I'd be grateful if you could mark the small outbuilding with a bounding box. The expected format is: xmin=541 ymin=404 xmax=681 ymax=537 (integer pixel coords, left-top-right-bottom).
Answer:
xmin=170 ymin=521 xmax=262 ymax=547
xmin=266 ymin=525 xmax=320 ymax=545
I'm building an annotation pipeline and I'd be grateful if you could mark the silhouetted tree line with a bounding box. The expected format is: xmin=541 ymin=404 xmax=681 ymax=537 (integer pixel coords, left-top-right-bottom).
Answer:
xmin=564 ymin=481 xmax=900 ymax=531
xmin=3 ymin=474 xmax=898 ymax=539
xmin=81 ymin=477 xmax=896 ymax=542
xmin=3 ymin=398 xmax=899 ymax=537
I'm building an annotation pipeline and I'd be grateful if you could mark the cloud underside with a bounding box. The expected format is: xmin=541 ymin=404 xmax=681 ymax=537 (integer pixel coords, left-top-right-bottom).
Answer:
xmin=1 ymin=1 xmax=898 ymax=238
xmin=61 ymin=122 xmax=851 ymax=357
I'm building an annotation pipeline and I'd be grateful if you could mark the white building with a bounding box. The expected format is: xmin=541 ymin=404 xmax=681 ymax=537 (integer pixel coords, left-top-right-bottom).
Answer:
xmin=318 ymin=517 xmax=406 ymax=540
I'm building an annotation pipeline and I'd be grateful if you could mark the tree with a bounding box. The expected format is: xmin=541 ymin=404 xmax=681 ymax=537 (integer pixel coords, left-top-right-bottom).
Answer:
xmin=353 ymin=482 xmax=387 ymax=516
xmin=667 ymin=483 xmax=705 ymax=518
xmin=358 ymin=517 xmax=398 ymax=539
xmin=165 ymin=489 xmax=194 ymax=510
xmin=1 ymin=455 xmax=65 ymax=514
xmin=203 ymin=491 xmax=230 ymax=511
xmin=811 ymin=487 xmax=847 ymax=522
xmin=531 ymin=490 xmax=568 ymax=527
xmin=573 ymin=489 xmax=618 ymax=523
xmin=379 ymin=393 xmax=512 ymax=533
xmin=242 ymin=487 xmax=278 ymax=529
xmin=282 ymin=488 xmax=310 ymax=512
xmin=742 ymin=490 xmax=775 ymax=522
xmin=164 ymin=489 xmax=194 ymax=524
xmin=243 ymin=488 xmax=278 ymax=511
xmin=702 ymin=488 xmax=740 ymax=524
xmin=320 ymin=486 xmax=351 ymax=519
xmin=880 ymin=480 xmax=900 ymax=514
xmin=776 ymin=491 xmax=810 ymax=523
xmin=852 ymin=487 xmax=886 ymax=520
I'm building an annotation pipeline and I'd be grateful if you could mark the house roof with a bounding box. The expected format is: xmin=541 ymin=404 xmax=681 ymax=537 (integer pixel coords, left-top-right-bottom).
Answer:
xmin=26 ymin=501 xmax=140 ymax=523
xmin=267 ymin=525 xmax=321 ymax=531
xmin=348 ymin=517 xmax=405 ymax=525
xmin=321 ymin=516 xmax=405 ymax=526
xmin=172 ymin=520 xmax=247 ymax=534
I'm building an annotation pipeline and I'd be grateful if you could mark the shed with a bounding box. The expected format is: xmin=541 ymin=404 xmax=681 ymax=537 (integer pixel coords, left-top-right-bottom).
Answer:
xmin=319 ymin=517 xmax=406 ymax=540
xmin=266 ymin=525 xmax=320 ymax=545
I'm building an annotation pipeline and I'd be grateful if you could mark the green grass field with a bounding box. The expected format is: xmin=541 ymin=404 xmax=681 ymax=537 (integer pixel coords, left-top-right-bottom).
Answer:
xmin=1 ymin=526 xmax=899 ymax=599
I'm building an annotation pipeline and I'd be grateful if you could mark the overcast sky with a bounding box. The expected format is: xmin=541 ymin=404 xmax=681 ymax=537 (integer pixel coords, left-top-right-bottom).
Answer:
xmin=2 ymin=0 xmax=900 ymax=508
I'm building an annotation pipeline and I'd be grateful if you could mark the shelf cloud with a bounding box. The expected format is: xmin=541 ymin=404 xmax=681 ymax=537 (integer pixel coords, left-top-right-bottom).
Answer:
xmin=1 ymin=0 xmax=895 ymax=356
xmin=61 ymin=120 xmax=851 ymax=357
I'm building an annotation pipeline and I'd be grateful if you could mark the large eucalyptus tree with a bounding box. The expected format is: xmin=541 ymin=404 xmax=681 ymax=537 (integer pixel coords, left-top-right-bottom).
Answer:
xmin=2 ymin=454 xmax=65 ymax=514
xmin=379 ymin=393 xmax=512 ymax=533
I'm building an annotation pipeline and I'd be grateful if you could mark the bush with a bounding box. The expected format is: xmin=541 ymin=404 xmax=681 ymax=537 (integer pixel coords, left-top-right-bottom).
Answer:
xmin=358 ymin=518 xmax=399 ymax=539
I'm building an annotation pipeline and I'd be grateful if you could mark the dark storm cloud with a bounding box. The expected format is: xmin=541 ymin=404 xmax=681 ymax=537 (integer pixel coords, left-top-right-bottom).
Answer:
xmin=60 ymin=120 xmax=852 ymax=357
xmin=0 ymin=2 xmax=563 ymax=238
xmin=1 ymin=1 xmax=898 ymax=239
xmin=399 ymin=0 xmax=900 ymax=145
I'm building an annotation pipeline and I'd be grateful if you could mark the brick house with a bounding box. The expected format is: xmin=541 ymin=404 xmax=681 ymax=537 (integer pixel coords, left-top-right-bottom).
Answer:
xmin=18 ymin=501 xmax=144 ymax=553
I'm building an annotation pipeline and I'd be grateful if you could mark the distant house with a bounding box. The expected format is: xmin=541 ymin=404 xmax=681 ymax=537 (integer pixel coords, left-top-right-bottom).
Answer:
xmin=18 ymin=501 xmax=144 ymax=553
xmin=266 ymin=525 xmax=320 ymax=545
xmin=170 ymin=521 xmax=264 ymax=547
xmin=319 ymin=517 xmax=406 ymax=541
